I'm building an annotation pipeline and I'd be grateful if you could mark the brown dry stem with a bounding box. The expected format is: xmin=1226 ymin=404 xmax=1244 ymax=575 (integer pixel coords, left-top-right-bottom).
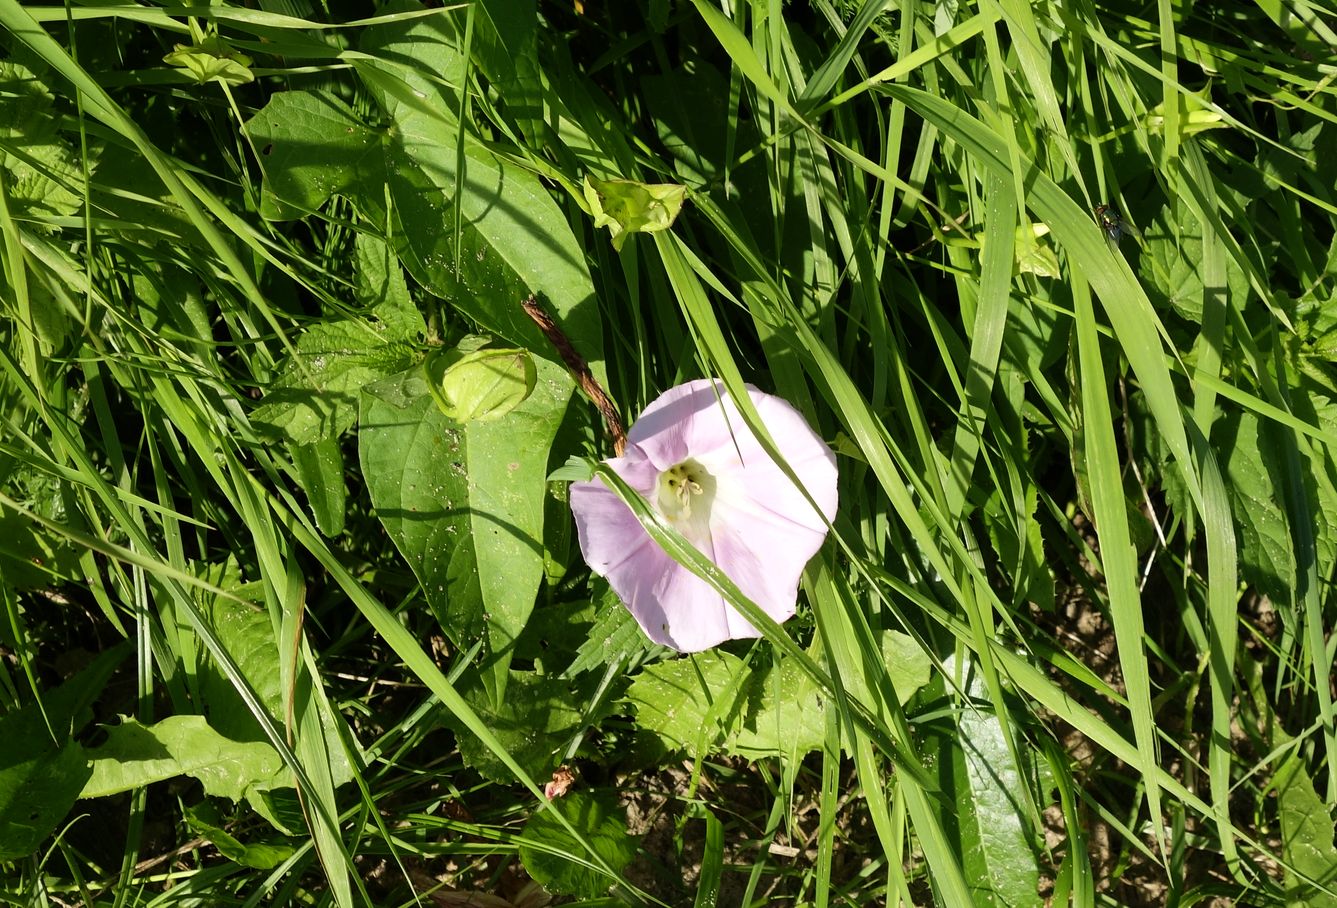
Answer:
xmin=521 ymin=296 xmax=627 ymax=455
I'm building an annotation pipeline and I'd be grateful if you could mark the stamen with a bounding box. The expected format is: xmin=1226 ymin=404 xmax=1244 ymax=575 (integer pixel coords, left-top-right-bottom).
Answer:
xmin=657 ymin=459 xmax=714 ymax=526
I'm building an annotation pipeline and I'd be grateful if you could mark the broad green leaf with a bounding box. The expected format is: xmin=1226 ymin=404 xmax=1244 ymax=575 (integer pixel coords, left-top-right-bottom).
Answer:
xmin=1277 ymin=752 xmax=1337 ymax=906
xmin=952 ymin=658 xmax=1042 ymax=908
xmin=519 ymin=791 xmax=638 ymax=899
xmin=360 ymin=358 xmax=568 ymax=649
xmin=878 ymin=630 xmax=934 ymax=704
xmin=244 ymin=91 xmax=380 ymax=220
xmin=513 ymin=597 xmax=598 ymax=670
xmin=288 ymin=436 xmax=346 ymax=538
xmin=251 ymin=317 xmax=420 ymax=446
xmin=81 ymin=716 xmax=286 ymax=801
xmin=195 ymin=571 xmax=354 ymax=791
xmin=362 ymin=367 xmax=432 ymax=410
xmin=1218 ymin=410 xmax=1295 ymax=605
xmin=466 ymin=357 xmax=566 ymax=651
xmin=0 ymin=742 xmax=87 ymax=861
xmin=450 ymin=671 xmax=583 ymax=783
xmin=0 ymin=506 xmax=81 ymax=590
xmin=469 ymin=0 xmax=542 ymax=134
xmin=0 ymin=642 xmax=127 ymax=860
xmin=360 ymin=390 xmax=477 ymax=637
xmin=249 ymin=19 xmax=603 ymax=370
xmin=625 ymin=651 xmax=754 ymax=755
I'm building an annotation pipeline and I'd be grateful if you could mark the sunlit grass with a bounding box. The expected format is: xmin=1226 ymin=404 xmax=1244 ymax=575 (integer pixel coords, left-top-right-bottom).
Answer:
xmin=1 ymin=0 xmax=1336 ymax=904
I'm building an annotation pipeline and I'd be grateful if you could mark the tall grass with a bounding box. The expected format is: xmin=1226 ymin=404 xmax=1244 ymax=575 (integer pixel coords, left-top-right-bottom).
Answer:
xmin=2 ymin=0 xmax=1335 ymax=905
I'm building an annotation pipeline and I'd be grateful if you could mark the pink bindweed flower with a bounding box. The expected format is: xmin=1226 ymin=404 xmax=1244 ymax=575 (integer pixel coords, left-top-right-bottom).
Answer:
xmin=570 ymin=379 xmax=838 ymax=652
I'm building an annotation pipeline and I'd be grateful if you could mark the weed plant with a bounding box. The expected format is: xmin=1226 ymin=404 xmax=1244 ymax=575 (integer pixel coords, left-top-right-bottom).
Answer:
xmin=1 ymin=0 xmax=1336 ymax=905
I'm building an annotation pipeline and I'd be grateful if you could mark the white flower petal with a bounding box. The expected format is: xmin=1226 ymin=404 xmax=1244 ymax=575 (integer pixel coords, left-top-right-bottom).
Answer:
xmin=569 ymin=453 xmax=659 ymax=577
xmin=617 ymin=546 xmax=739 ymax=652
xmin=706 ymin=489 xmax=826 ymax=623
xmin=571 ymin=379 xmax=838 ymax=652
xmin=623 ymin=380 xmax=712 ymax=470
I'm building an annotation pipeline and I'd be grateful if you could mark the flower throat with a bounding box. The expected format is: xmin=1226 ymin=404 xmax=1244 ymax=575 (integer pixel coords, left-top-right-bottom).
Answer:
xmin=656 ymin=459 xmax=716 ymax=528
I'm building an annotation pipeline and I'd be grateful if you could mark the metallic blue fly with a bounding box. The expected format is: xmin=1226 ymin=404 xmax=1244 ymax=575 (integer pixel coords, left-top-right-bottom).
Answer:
xmin=1095 ymin=203 xmax=1124 ymax=245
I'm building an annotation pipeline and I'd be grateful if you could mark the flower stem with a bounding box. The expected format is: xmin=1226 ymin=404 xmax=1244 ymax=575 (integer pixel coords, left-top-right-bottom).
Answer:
xmin=521 ymin=296 xmax=627 ymax=455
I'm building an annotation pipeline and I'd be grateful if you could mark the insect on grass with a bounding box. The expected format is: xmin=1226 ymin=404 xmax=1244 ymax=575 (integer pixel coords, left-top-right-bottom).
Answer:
xmin=1095 ymin=203 xmax=1126 ymax=245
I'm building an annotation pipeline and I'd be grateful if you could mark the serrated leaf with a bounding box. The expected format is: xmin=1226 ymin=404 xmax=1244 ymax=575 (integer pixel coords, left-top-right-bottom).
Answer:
xmin=1014 ymin=225 xmax=1060 ymax=279
xmin=3 ymin=140 xmax=86 ymax=219
xmin=450 ymin=672 xmax=583 ymax=783
xmin=735 ymin=631 xmax=930 ymax=762
xmin=1277 ymin=753 xmax=1337 ymax=906
xmin=519 ymin=791 xmax=637 ymax=899
xmin=0 ymin=63 xmax=85 ymax=221
xmin=354 ymin=232 xmax=419 ymax=339
xmin=1138 ymin=197 xmax=1246 ymax=322
xmin=732 ymin=654 xmax=826 ymax=763
xmin=625 ymin=651 xmax=753 ymax=755
xmin=81 ymin=716 xmax=287 ymax=802
xmin=563 ymin=590 xmax=658 ymax=678
xmin=0 ymin=61 xmax=57 ymax=142
xmin=252 ymin=318 xmax=419 ymax=446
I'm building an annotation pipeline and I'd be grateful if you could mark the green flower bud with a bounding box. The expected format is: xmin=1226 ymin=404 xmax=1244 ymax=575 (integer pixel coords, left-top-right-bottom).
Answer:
xmin=584 ymin=176 xmax=687 ymax=250
xmin=426 ymin=344 xmax=537 ymax=422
